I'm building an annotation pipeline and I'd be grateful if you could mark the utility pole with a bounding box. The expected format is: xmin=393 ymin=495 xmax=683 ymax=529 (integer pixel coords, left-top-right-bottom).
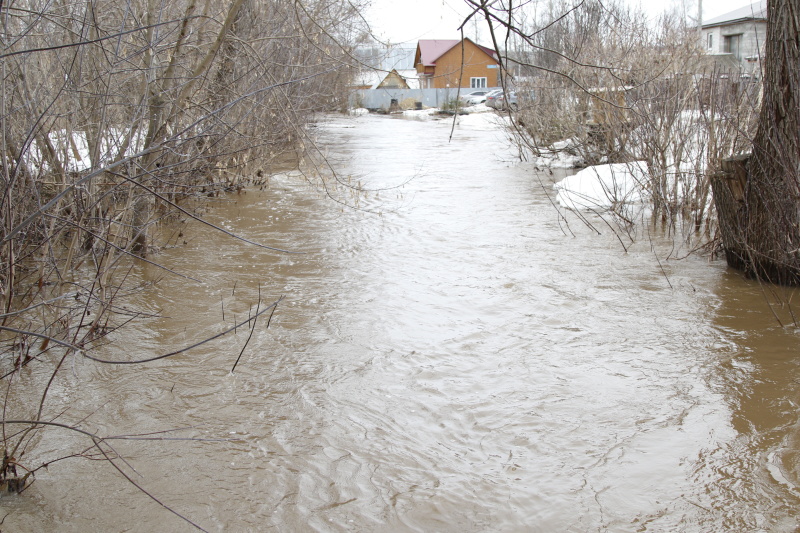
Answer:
xmin=698 ymin=0 xmax=703 ymax=40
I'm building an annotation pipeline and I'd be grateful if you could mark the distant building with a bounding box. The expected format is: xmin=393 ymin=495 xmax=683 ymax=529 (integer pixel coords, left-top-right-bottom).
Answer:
xmin=352 ymin=44 xmax=419 ymax=90
xmin=414 ymin=38 xmax=499 ymax=89
xmin=701 ymin=1 xmax=767 ymax=76
xmin=376 ymin=69 xmax=411 ymax=89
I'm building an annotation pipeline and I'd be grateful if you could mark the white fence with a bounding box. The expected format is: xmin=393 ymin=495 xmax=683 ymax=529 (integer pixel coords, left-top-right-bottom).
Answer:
xmin=350 ymin=88 xmax=479 ymax=111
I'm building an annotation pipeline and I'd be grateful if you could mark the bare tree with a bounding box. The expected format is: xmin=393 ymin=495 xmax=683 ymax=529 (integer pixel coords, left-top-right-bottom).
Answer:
xmin=467 ymin=0 xmax=765 ymax=255
xmin=0 ymin=0 xmax=368 ymax=520
xmin=711 ymin=0 xmax=800 ymax=285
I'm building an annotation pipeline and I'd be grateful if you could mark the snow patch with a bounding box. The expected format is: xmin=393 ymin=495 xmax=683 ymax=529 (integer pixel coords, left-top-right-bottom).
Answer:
xmin=401 ymin=108 xmax=439 ymax=119
xmin=531 ymin=138 xmax=588 ymax=169
xmin=463 ymin=103 xmax=492 ymax=113
xmin=554 ymin=162 xmax=649 ymax=210
xmin=534 ymin=151 xmax=586 ymax=169
xmin=454 ymin=111 xmax=507 ymax=130
xmin=21 ymin=129 xmax=147 ymax=174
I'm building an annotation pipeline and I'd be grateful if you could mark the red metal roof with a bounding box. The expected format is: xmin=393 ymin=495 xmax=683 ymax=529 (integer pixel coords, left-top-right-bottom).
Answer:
xmin=416 ymin=39 xmax=497 ymax=66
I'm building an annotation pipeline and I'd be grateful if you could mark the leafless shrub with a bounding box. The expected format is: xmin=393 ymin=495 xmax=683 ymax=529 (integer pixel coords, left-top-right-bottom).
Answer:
xmin=472 ymin=0 xmax=762 ymax=254
xmin=0 ymin=0 xmax=367 ymax=522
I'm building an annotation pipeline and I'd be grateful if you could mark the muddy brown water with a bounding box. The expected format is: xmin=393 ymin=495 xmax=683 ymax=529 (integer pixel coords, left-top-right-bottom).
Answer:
xmin=5 ymin=113 xmax=800 ymax=532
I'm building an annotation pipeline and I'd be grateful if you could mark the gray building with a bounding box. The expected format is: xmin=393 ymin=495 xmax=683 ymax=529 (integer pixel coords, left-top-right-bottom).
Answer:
xmin=701 ymin=1 xmax=767 ymax=76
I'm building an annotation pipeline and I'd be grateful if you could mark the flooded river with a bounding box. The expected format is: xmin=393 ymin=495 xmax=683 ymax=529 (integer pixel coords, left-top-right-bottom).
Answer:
xmin=7 ymin=113 xmax=800 ymax=531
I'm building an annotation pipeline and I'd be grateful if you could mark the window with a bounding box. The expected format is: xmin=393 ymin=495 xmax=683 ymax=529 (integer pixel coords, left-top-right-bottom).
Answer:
xmin=470 ymin=77 xmax=487 ymax=89
xmin=724 ymin=34 xmax=742 ymax=59
xmin=707 ymin=33 xmax=713 ymax=51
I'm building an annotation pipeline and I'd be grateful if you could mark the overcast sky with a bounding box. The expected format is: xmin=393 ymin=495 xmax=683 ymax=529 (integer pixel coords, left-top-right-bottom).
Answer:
xmin=364 ymin=0 xmax=744 ymax=44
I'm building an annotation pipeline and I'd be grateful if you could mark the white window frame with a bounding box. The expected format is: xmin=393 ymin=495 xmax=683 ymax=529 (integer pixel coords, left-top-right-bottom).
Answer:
xmin=470 ymin=77 xmax=487 ymax=89
xmin=707 ymin=33 xmax=713 ymax=51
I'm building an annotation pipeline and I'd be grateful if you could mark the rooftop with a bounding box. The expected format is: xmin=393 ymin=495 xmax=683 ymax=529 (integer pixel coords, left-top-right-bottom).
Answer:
xmin=416 ymin=39 xmax=496 ymax=66
xmin=703 ymin=1 xmax=767 ymax=27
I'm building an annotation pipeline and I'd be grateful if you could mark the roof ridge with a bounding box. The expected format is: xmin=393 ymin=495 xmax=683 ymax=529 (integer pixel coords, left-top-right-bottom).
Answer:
xmin=416 ymin=38 xmax=496 ymax=66
xmin=703 ymin=1 xmax=767 ymax=27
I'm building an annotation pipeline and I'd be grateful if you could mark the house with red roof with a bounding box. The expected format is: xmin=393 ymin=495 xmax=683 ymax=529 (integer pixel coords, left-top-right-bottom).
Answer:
xmin=414 ymin=38 xmax=499 ymax=90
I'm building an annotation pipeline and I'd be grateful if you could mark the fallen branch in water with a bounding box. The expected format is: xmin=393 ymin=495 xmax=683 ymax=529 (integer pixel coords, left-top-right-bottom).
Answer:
xmin=81 ymin=296 xmax=284 ymax=365
xmin=231 ymin=286 xmax=278 ymax=373
xmin=1 ymin=419 xmax=210 ymax=531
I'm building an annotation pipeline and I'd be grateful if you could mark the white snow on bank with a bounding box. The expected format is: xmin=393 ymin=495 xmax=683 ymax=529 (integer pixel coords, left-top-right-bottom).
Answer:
xmin=532 ymin=138 xmax=588 ymax=169
xmin=395 ymin=105 xmax=507 ymax=131
xmin=454 ymin=111 xmax=508 ymax=130
xmin=22 ymin=129 xmax=146 ymax=174
xmin=463 ymin=103 xmax=492 ymax=113
xmin=554 ymin=162 xmax=649 ymax=210
xmin=401 ymin=107 xmax=440 ymax=119
xmin=534 ymin=150 xmax=586 ymax=169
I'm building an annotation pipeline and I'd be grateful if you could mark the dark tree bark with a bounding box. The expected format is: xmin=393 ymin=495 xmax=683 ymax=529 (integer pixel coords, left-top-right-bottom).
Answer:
xmin=713 ymin=0 xmax=800 ymax=283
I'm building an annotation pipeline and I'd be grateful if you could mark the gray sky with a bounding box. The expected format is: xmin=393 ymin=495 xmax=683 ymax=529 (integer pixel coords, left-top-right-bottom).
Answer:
xmin=365 ymin=0 xmax=741 ymax=44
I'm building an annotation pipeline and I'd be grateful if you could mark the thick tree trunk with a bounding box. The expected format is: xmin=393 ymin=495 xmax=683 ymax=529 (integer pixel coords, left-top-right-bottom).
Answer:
xmin=712 ymin=0 xmax=800 ymax=284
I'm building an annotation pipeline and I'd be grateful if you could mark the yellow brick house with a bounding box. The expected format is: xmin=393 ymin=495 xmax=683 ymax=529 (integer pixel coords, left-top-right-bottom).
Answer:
xmin=414 ymin=38 xmax=500 ymax=89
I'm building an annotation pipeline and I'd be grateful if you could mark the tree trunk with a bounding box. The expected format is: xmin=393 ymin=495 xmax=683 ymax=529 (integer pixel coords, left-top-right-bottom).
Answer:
xmin=712 ymin=0 xmax=800 ymax=284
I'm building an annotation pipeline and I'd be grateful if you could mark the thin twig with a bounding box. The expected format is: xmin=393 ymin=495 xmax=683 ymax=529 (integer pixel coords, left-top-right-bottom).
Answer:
xmin=82 ymin=296 xmax=283 ymax=364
